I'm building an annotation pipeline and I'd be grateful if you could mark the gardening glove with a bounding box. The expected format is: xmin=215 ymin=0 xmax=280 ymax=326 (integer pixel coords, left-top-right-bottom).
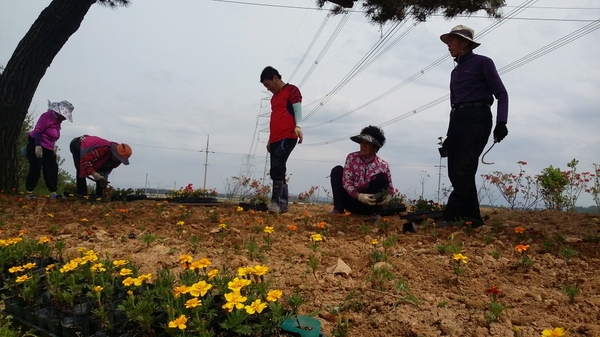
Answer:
xmin=438 ymin=138 xmax=448 ymax=158
xmin=493 ymin=122 xmax=508 ymax=143
xmin=357 ymin=193 xmax=376 ymax=206
xmin=91 ymin=171 xmax=104 ymax=182
xmin=266 ymin=143 xmax=271 ymax=153
xmin=376 ymin=195 xmax=392 ymax=206
xmin=35 ymin=146 xmax=43 ymax=158
xmin=295 ymin=126 xmax=303 ymax=144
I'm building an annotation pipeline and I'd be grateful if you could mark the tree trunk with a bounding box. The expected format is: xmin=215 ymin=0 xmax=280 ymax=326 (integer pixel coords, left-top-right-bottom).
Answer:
xmin=0 ymin=0 xmax=95 ymax=193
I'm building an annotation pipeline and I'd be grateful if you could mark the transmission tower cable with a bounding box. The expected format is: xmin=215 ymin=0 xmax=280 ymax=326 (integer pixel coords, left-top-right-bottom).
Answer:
xmin=305 ymin=17 xmax=600 ymax=146
xmin=302 ymin=0 xmax=539 ymax=129
xmin=297 ymin=6 xmax=354 ymax=88
xmin=288 ymin=13 xmax=331 ymax=82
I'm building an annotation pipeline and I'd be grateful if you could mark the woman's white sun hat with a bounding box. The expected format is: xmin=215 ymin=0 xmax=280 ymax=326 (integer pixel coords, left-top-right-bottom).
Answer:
xmin=440 ymin=25 xmax=481 ymax=49
xmin=48 ymin=100 xmax=74 ymax=122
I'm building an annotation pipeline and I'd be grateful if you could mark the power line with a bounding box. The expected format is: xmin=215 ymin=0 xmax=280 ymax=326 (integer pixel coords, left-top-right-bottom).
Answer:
xmin=305 ymin=17 xmax=600 ymax=146
xmin=302 ymin=0 xmax=538 ymax=129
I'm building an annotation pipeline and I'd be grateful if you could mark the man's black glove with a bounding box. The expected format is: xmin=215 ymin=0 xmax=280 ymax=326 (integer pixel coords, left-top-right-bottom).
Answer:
xmin=438 ymin=138 xmax=448 ymax=158
xmin=493 ymin=122 xmax=508 ymax=143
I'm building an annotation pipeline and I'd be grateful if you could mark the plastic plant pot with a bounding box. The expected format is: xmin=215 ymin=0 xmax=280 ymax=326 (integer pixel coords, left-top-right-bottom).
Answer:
xmin=281 ymin=316 xmax=322 ymax=337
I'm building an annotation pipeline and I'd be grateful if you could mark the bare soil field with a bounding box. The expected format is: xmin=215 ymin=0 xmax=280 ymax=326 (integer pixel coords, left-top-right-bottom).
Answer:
xmin=2 ymin=195 xmax=600 ymax=337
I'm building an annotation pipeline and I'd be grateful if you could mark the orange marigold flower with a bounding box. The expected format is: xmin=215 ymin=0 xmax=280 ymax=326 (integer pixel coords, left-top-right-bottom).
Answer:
xmin=317 ymin=221 xmax=326 ymax=229
xmin=288 ymin=225 xmax=297 ymax=231
xmin=514 ymin=227 xmax=525 ymax=234
xmin=485 ymin=286 xmax=501 ymax=296
xmin=515 ymin=244 xmax=530 ymax=253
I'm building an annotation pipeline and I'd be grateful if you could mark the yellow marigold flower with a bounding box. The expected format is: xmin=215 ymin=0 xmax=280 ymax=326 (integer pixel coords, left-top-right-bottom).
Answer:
xmin=81 ymin=218 xmax=88 ymax=222
xmin=173 ymin=285 xmax=188 ymax=298
xmin=72 ymin=257 xmax=83 ymax=264
xmin=104 ymin=213 xmax=110 ymax=217
xmin=127 ymin=290 xmax=134 ymax=297
xmin=190 ymin=258 xmax=211 ymax=270
xmin=245 ymin=299 xmax=268 ymax=315
xmin=228 ymin=277 xmax=251 ymax=292
xmin=237 ymin=206 xmax=243 ymax=212
xmin=178 ymin=254 xmax=193 ymax=264
xmin=131 ymin=278 xmax=143 ymax=286
xmin=93 ymin=285 xmax=103 ymax=293
xmin=252 ymin=265 xmax=269 ymax=276
xmin=222 ymin=292 xmax=247 ymax=312
xmin=90 ymin=263 xmax=106 ymax=272
xmin=541 ymin=327 xmax=566 ymax=337
xmin=122 ymin=277 xmax=135 ymax=286
xmin=45 ymin=264 xmax=55 ymax=271
xmin=22 ymin=263 xmax=37 ymax=270
xmin=188 ymin=280 xmax=213 ymax=297
xmin=310 ymin=233 xmax=323 ymax=242
xmin=9 ymin=266 xmax=24 ymax=273
xmin=21 ymin=205 xmax=28 ymax=209
xmin=47 ymin=214 xmax=54 ymax=218
xmin=371 ymin=239 xmax=379 ymax=245
xmin=237 ymin=267 xmax=250 ymax=277
xmin=219 ymin=223 xmax=227 ymax=229
xmin=264 ymin=226 xmax=274 ymax=234
xmin=185 ymin=297 xmax=202 ymax=308
xmin=120 ymin=268 xmax=133 ymax=276
xmin=16 ymin=274 xmax=30 ymax=283
xmin=452 ymin=253 xmax=468 ymax=264
xmin=514 ymin=226 xmax=525 ymax=234
xmin=515 ymin=244 xmax=530 ymax=253
xmin=38 ymin=236 xmax=51 ymax=244
xmin=77 ymin=247 xmax=86 ymax=253
xmin=82 ymin=254 xmax=98 ymax=264
xmin=168 ymin=315 xmax=187 ymax=330
xmin=207 ymin=269 xmax=219 ymax=279
xmin=138 ymin=273 xmax=152 ymax=282
xmin=113 ymin=260 xmax=128 ymax=267
xmin=177 ymin=221 xmax=185 ymax=226
xmin=266 ymin=289 xmax=283 ymax=302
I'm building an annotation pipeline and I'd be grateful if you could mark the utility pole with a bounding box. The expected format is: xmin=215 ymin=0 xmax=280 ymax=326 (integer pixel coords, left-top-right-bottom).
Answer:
xmin=436 ymin=137 xmax=446 ymax=204
xmin=200 ymin=135 xmax=214 ymax=190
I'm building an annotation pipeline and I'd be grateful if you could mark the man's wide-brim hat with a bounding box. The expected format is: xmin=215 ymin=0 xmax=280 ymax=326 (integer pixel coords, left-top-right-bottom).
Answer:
xmin=440 ymin=25 xmax=481 ymax=49
xmin=350 ymin=133 xmax=382 ymax=148
xmin=111 ymin=143 xmax=132 ymax=165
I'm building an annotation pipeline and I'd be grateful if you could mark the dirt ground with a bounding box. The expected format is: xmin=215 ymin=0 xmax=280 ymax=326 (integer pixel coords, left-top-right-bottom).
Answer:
xmin=2 ymin=195 xmax=600 ymax=337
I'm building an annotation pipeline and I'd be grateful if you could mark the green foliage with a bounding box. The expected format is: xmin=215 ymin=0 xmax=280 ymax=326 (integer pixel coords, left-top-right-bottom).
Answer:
xmin=485 ymin=301 xmax=506 ymax=323
xmin=332 ymin=316 xmax=351 ymax=337
xmin=537 ymin=162 xmax=571 ymax=211
xmin=435 ymin=240 xmax=462 ymax=255
xmin=561 ymin=284 xmax=580 ymax=304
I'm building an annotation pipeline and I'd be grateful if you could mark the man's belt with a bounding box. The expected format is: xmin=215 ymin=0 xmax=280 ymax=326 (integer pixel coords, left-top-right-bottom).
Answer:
xmin=454 ymin=102 xmax=490 ymax=109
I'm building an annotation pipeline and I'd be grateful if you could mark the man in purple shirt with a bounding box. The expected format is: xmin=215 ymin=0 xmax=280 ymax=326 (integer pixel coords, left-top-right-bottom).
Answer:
xmin=438 ymin=25 xmax=509 ymax=228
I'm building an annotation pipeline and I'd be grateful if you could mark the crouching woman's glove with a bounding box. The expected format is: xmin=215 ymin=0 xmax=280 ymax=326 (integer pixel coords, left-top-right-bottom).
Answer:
xmin=357 ymin=193 xmax=376 ymax=206
xmin=91 ymin=172 xmax=104 ymax=181
xmin=376 ymin=195 xmax=392 ymax=206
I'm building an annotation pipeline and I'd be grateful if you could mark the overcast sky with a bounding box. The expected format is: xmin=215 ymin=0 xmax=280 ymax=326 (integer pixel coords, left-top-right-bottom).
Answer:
xmin=1 ymin=0 xmax=599 ymax=207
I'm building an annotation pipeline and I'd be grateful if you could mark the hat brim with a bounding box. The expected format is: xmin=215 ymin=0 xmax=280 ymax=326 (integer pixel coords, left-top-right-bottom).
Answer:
xmin=350 ymin=134 xmax=381 ymax=148
xmin=111 ymin=143 xmax=130 ymax=165
xmin=440 ymin=33 xmax=480 ymax=49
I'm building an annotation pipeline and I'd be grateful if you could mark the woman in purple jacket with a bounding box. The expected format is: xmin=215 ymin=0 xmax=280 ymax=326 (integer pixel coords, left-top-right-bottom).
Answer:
xmin=25 ymin=100 xmax=74 ymax=199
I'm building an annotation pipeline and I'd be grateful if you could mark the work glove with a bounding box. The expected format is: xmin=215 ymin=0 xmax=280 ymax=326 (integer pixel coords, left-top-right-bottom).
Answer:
xmin=438 ymin=138 xmax=448 ymax=158
xmin=357 ymin=193 xmax=376 ymax=206
xmin=493 ymin=122 xmax=508 ymax=143
xmin=295 ymin=126 xmax=304 ymax=144
xmin=266 ymin=143 xmax=271 ymax=153
xmin=91 ymin=172 xmax=104 ymax=182
xmin=376 ymin=195 xmax=392 ymax=206
xmin=35 ymin=146 xmax=43 ymax=158
xmin=98 ymin=179 xmax=109 ymax=190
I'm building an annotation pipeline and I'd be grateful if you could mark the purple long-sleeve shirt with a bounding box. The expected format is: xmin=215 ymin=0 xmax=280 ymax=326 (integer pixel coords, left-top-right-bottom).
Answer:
xmin=29 ymin=110 xmax=62 ymax=150
xmin=450 ymin=51 xmax=509 ymax=123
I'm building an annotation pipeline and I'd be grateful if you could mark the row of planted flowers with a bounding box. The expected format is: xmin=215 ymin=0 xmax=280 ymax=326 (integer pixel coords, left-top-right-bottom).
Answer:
xmin=1 ymin=232 xmax=300 ymax=337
